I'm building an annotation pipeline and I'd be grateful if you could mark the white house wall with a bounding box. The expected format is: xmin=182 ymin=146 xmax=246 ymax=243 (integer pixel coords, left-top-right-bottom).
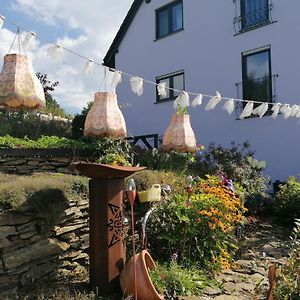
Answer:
xmin=114 ymin=0 xmax=300 ymax=181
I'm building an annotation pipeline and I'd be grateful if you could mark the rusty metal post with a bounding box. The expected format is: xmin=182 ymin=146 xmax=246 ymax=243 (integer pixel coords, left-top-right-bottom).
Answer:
xmin=89 ymin=178 xmax=125 ymax=295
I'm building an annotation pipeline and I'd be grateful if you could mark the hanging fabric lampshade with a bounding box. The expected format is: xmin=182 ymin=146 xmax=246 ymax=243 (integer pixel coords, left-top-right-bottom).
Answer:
xmin=0 ymin=54 xmax=45 ymax=109
xmin=161 ymin=114 xmax=197 ymax=153
xmin=84 ymin=91 xmax=127 ymax=138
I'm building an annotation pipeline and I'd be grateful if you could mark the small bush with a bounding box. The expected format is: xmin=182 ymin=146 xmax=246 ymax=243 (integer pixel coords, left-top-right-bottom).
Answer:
xmin=128 ymin=170 xmax=186 ymax=193
xmin=0 ymin=109 xmax=72 ymax=139
xmin=147 ymin=176 xmax=246 ymax=270
xmin=274 ymin=177 xmax=300 ymax=225
xmin=134 ymin=148 xmax=194 ymax=173
xmin=193 ymin=142 xmax=268 ymax=199
xmin=274 ymin=219 xmax=300 ymax=299
xmin=0 ymin=173 xmax=88 ymax=212
xmin=149 ymin=262 xmax=217 ymax=298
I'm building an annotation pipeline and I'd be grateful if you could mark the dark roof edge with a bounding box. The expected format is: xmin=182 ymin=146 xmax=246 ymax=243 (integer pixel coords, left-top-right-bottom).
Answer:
xmin=103 ymin=0 xmax=143 ymax=68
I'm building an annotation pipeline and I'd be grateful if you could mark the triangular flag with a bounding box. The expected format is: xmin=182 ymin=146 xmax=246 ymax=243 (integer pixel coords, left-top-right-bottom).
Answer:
xmin=83 ymin=59 xmax=94 ymax=75
xmin=290 ymin=105 xmax=299 ymax=117
xmin=157 ymin=82 xmax=167 ymax=98
xmin=191 ymin=94 xmax=203 ymax=108
xmin=223 ymin=99 xmax=235 ymax=115
xmin=174 ymin=91 xmax=190 ymax=110
xmin=239 ymin=101 xmax=253 ymax=119
xmin=47 ymin=44 xmax=64 ymax=61
xmin=130 ymin=77 xmax=143 ymax=96
xmin=205 ymin=91 xmax=222 ymax=111
xmin=252 ymin=103 xmax=269 ymax=118
xmin=280 ymin=104 xmax=292 ymax=119
xmin=271 ymin=103 xmax=281 ymax=119
xmin=111 ymin=70 xmax=122 ymax=90
xmin=0 ymin=16 xmax=4 ymax=30
xmin=22 ymin=32 xmax=36 ymax=50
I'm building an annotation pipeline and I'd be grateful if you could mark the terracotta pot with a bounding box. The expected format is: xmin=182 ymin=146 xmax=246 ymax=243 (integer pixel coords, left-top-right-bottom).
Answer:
xmin=161 ymin=114 xmax=197 ymax=153
xmin=84 ymin=91 xmax=127 ymax=138
xmin=120 ymin=250 xmax=164 ymax=300
xmin=0 ymin=54 xmax=45 ymax=109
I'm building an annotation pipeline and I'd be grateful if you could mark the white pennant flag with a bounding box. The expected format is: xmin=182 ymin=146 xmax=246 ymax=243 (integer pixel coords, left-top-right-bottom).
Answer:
xmin=191 ymin=94 xmax=203 ymax=108
xmin=111 ymin=70 xmax=122 ymax=90
xmin=205 ymin=91 xmax=222 ymax=111
xmin=239 ymin=101 xmax=253 ymax=119
xmin=290 ymin=105 xmax=299 ymax=117
xmin=130 ymin=77 xmax=143 ymax=96
xmin=157 ymin=82 xmax=167 ymax=98
xmin=223 ymin=99 xmax=235 ymax=115
xmin=0 ymin=16 xmax=4 ymax=30
xmin=280 ymin=104 xmax=292 ymax=119
xmin=47 ymin=44 xmax=64 ymax=61
xmin=271 ymin=103 xmax=281 ymax=119
xmin=22 ymin=32 xmax=36 ymax=50
xmin=83 ymin=59 xmax=94 ymax=75
xmin=174 ymin=91 xmax=190 ymax=110
xmin=252 ymin=103 xmax=269 ymax=118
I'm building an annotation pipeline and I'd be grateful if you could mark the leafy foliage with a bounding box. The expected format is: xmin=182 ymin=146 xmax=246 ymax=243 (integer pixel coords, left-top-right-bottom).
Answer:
xmin=0 ymin=110 xmax=72 ymax=139
xmin=134 ymin=147 xmax=194 ymax=173
xmin=193 ymin=142 xmax=268 ymax=199
xmin=0 ymin=173 xmax=88 ymax=214
xmin=0 ymin=135 xmax=89 ymax=149
xmin=274 ymin=177 xmax=300 ymax=225
xmin=147 ymin=176 xmax=246 ymax=270
xmin=274 ymin=219 xmax=300 ymax=299
xmin=149 ymin=262 xmax=217 ymax=298
xmin=71 ymin=101 xmax=93 ymax=139
xmin=36 ymin=72 xmax=68 ymax=118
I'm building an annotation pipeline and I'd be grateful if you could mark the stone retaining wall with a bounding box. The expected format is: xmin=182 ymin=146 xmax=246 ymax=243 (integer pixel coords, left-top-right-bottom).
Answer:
xmin=0 ymin=195 xmax=89 ymax=296
xmin=0 ymin=148 xmax=97 ymax=174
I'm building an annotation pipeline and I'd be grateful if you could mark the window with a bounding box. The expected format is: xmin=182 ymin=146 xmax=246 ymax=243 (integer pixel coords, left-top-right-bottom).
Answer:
xmin=156 ymin=71 xmax=184 ymax=102
xmin=241 ymin=0 xmax=269 ymax=29
xmin=242 ymin=47 xmax=272 ymax=104
xmin=156 ymin=0 xmax=183 ymax=39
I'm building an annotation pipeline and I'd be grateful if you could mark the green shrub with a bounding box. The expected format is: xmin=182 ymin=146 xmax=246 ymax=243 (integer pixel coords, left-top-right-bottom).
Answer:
xmin=134 ymin=148 xmax=194 ymax=173
xmin=0 ymin=173 xmax=88 ymax=212
xmin=147 ymin=176 xmax=246 ymax=270
xmin=274 ymin=219 xmax=300 ymax=299
xmin=0 ymin=109 xmax=72 ymax=139
xmin=149 ymin=262 xmax=217 ymax=298
xmin=274 ymin=177 xmax=300 ymax=225
xmin=193 ymin=142 xmax=268 ymax=199
xmin=127 ymin=170 xmax=186 ymax=193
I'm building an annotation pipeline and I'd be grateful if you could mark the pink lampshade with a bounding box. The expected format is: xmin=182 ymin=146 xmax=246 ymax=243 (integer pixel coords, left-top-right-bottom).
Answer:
xmin=84 ymin=91 xmax=127 ymax=138
xmin=162 ymin=114 xmax=197 ymax=153
xmin=0 ymin=54 xmax=45 ymax=109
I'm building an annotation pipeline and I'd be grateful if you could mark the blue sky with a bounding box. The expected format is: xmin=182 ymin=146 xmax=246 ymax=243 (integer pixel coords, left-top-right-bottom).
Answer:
xmin=0 ymin=0 xmax=133 ymax=114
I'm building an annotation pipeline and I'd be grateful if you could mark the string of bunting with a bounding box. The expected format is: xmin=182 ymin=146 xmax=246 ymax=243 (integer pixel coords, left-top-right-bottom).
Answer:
xmin=1 ymin=14 xmax=299 ymax=120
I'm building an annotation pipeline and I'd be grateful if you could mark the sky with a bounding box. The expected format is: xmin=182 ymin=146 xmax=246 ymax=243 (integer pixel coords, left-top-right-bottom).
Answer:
xmin=0 ymin=0 xmax=134 ymax=114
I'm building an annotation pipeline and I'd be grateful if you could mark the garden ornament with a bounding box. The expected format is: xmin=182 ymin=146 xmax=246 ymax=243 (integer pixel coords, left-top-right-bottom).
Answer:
xmin=0 ymin=53 xmax=45 ymax=109
xmin=161 ymin=113 xmax=197 ymax=153
xmin=126 ymin=178 xmax=137 ymax=300
xmin=84 ymin=91 xmax=127 ymax=138
xmin=120 ymin=250 xmax=164 ymax=300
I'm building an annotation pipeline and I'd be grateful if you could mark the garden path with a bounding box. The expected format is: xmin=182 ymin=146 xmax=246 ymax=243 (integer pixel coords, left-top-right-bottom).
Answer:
xmin=196 ymin=220 xmax=290 ymax=300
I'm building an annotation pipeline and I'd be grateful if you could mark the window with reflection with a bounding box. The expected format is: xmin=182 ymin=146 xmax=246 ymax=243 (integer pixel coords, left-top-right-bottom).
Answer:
xmin=156 ymin=71 xmax=184 ymax=102
xmin=242 ymin=48 xmax=272 ymax=104
xmin=241 ymin=0 xmax=269 ymax=29
xmin=156 ymin=1 xmax=183 ymax=39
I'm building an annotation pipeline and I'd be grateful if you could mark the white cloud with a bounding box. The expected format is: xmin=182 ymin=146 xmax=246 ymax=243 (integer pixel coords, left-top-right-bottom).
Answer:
xmin=0 ymin=0 xmax=134 ymax=114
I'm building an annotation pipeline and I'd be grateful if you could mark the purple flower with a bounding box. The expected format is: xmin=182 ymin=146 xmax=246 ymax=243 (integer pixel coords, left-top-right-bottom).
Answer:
xmin=171 ymin=252 xmax=178 ymax=263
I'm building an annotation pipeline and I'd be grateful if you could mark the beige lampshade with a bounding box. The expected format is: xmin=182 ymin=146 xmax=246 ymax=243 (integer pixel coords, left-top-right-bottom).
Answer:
xmin=0 ymin=54 xmax=45 ymax=109
xmin=161 ymin=114 xmax=197 ymax=153
xmin=84 ymin=91 xmax=127 ymax=138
